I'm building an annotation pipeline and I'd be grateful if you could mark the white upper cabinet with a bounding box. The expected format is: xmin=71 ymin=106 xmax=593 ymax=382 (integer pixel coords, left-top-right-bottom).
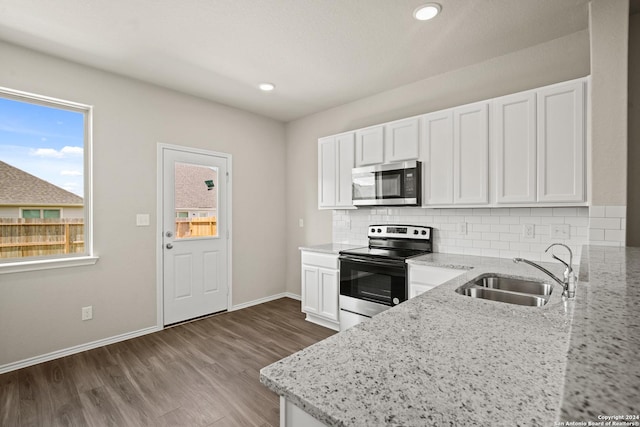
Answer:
xmin=453 ymin=102 xmax=489 ymax=204
xmin=318 ymin=136 xmax=337 ymax=207
xmin=421 ymin=110 xmax=454 ymax=205
xmin=537 ymin=80 xmax=585 ymax=203
xmin=318 ymin=132 xmax=355 ymax=209
xmin=319 ymin=77 xmax=588 ymax=210
xmin=493 ymin=92 xmax=537 ymax=203
xmin=385 ymin=117 xmax=420 ymax=162
xmin=335 ymin=133 xmax=355 ymax=206
xmin=494 ymin=79 xmax=586 ymax=205
xmin=355 ymin=126 xmax=384 ymax=166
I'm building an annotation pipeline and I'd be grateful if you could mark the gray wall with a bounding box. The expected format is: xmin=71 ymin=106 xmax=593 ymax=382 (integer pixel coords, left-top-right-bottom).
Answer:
xmin=0 ymin=40 xmax=287 ymax=366
xmin=628 ymin=12 xmax=640 ymax=246
xmin=589 ymin=0 xmax=629 ymax=206
xmin=284 ymin=30 xmax=591 ymax=296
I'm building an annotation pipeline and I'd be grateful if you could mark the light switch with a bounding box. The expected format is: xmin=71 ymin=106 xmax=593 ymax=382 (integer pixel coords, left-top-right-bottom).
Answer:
xmin=299 ymin=218 xmax=304 ymax=228
xmin=136 ymin=214 xmax=150 ymax=226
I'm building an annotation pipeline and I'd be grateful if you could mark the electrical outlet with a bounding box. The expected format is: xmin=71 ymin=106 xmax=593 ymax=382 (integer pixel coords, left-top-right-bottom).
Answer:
xmin=523 ymin=224 xmax=535 ymax=239
xmin=82 ymin=306 xmax=93 ymax=321
xmin=550 ymin=224 xmax=570 ymax=239
xmin=457 ymin=222 xmax=467 ymax=235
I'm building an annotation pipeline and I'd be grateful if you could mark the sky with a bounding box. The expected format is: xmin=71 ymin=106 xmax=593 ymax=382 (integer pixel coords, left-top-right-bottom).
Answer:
xmin=0 ymin=96 xmax=85 ymax=197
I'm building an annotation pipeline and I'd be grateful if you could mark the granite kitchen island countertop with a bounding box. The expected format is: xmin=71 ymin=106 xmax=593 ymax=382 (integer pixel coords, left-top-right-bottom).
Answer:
xmin=260 ymin=246 xmax=640 ymax=426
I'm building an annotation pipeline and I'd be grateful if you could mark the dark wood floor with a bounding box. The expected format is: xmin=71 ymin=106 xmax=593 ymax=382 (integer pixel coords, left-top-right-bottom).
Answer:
xmin=0 ymin=298 xmax=336 ymax=427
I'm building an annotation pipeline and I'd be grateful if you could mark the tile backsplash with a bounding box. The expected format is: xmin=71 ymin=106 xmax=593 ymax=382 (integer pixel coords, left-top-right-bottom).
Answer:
xmin=333 ymin=205 xmax=627 ymax=265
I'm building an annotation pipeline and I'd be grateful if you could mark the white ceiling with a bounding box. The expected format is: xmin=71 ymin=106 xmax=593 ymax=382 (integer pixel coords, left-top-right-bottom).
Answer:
xmin=0 ymin=0 xmax=590 ymax=122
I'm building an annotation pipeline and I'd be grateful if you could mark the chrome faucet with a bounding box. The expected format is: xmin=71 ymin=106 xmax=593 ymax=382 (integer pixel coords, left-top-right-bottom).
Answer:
xmin=513 ymin=243 xmax=576 ymax=298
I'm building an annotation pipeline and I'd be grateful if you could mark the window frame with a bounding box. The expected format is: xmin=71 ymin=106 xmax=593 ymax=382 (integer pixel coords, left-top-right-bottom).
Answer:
xmin=0 ymin=86 xmax=98 ymax=274
xmin=20 ymin=208 xmax=63 ymax=219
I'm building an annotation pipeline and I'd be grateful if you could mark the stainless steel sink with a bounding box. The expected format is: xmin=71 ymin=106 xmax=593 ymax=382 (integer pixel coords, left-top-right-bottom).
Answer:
xmin=455 ymin=275 xmax=552 ymax=306
xmin=473 ymin=276 xmax=552 ymax=296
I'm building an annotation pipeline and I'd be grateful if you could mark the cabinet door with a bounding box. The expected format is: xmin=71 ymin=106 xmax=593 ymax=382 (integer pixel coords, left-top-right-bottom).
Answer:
xmin=318 ymin=137 xmax=337 ymax=208
xmin=301 ymin=265 xmax=319 ymax=314
xmin=493 ymin=92 xmax=537 ymax=203
xmin=537 ymin=81 xmax=585 ymax=202
xmin=422 ymin=111 xmax=454 ymax=205
xmin=355 ymin=126 xmax=384 ymax=166
xmin=318 ymin=268 xmax=339 ymax=322
xmin=385 ymin=117 xmax=419 ymax=162
xmin=453 ymin=102 xmax=489 ymax=204
xmin=335 ymin=133 xmax=355 ymax=207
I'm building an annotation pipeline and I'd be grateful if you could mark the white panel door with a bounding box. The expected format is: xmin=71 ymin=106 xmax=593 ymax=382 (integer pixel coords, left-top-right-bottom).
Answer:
xmin=453 ymin=102 xmax=489 ymax=204
xmin=537 ymin=81 xmax=585 ymax=202
xmin=385 ymin=117 xmax=419 ymax=162
xmin=335 ymin=132 xmax=355 ymax=207
xmin=355 ymin=126 xmax=384 ymax=166
xmin=493 ymin=92 xmax=537 ymax=203
xmin=162 ymin=147 xmax=228 ymax=325
xmin=422 ymin=110 xmax=454 ymax=205
xmin=318 ymin=136 xmax=337 ymax=208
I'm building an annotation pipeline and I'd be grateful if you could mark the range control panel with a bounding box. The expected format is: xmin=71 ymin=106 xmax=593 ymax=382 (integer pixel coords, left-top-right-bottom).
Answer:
xmin=368 ymin=224 xmax=432 ymax=240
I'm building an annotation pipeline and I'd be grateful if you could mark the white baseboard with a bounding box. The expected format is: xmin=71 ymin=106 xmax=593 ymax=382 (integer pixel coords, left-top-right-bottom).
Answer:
xmin=230 ymin=292 xmax=301 ymax=311
xmin=1 ymin=293 xmax=303 ymax=375
xmin=0 ymin=325 xmax=160 ymax=375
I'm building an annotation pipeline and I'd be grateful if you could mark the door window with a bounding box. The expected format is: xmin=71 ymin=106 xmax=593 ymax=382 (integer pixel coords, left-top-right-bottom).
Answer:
xmin=174 ymin=162 xmax=218 ymax=239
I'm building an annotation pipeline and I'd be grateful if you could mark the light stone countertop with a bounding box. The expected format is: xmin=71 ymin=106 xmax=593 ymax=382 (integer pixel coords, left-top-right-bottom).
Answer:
xmin=559 ymin=246 xmax=640 ymax=421
xmin=299 ymin=243 xmax=364 ymax=255
xmin=261 ymin=251 xmax=574 ymax=426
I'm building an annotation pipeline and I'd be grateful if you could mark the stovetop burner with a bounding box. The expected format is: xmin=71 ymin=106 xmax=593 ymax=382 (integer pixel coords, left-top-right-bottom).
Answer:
xmin=339 ymin=224 xmax=433 ymax=261
xmin=339 ymin=246 xmax=429 ymax=260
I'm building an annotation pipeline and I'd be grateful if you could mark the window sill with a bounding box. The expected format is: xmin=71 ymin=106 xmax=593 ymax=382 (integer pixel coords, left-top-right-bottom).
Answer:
xmin=0 ymin=256 xmax=99 ymax=275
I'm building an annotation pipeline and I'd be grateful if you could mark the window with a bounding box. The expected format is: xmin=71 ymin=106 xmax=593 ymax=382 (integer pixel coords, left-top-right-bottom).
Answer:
xmin=0 ymin=86 xmax=95 ymax=272
xmin=21 ymin=208 xmax=61 ymax=219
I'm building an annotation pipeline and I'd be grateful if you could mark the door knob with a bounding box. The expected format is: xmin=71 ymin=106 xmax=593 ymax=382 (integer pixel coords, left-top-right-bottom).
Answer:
xmin=166 ymin=243 xmax=173 ymax=249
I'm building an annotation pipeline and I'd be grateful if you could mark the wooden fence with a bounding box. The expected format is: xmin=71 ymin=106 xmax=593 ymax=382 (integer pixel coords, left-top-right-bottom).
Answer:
xmin=0 ymin=218 xmax=85 ymax=259
xmin=0 ymin=217 xmax=218 ymax=259
xmin=175 ymin=217 xmax=217 ymax=238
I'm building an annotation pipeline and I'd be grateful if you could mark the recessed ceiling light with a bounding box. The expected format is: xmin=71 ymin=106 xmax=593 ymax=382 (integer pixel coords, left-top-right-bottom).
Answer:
xmin=259 ymin=83 xmax=275 ymax=91
xmin=413 ymin=3 xmax=441 ymax=21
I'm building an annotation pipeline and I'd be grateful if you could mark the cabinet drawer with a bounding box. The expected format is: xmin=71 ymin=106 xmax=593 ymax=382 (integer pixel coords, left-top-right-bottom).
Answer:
xmin=410 ymin=265 xmax=465 ymax=286
xmin=301 ymin=251 xmax=339 ymax=269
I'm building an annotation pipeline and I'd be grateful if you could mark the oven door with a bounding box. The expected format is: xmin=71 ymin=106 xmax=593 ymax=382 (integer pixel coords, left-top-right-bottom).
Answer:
xmin=351 ymin=161 xmax=421 ymax=206
xmin=339 ymin=256 xmax=407 ymax=307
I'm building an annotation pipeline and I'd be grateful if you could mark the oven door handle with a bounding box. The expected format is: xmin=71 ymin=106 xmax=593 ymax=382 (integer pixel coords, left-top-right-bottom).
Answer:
xmin=339 ymin=256 xmax=405 ymax=269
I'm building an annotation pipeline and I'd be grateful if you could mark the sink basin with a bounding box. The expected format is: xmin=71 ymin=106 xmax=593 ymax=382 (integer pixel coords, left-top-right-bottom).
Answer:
xmin=473 ymin=276 xmax=552 ymax=296
xmin=456 ymin=287 xmax=548 ymax=307
xmin=455 ymin=275 xmax=553 ymax=307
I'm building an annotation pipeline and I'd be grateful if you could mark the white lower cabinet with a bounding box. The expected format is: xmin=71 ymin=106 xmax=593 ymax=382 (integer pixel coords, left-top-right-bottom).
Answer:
xmin=281 ymin=397 xmax=327 ymax=427
xmin=301 ymin=251 xmax=340 ymax=331
xmin=408 ymin=265 xmax=465 ymax=298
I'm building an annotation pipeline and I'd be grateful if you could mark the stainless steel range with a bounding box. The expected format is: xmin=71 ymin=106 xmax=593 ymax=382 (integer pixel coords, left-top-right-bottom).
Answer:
xmin=338 ymin=225 xmax=433 ymax=331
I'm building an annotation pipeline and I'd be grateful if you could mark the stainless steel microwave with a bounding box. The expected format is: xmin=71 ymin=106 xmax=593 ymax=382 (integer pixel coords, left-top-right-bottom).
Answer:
xmin=352 ymin=161 xmax=422 ymax=206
